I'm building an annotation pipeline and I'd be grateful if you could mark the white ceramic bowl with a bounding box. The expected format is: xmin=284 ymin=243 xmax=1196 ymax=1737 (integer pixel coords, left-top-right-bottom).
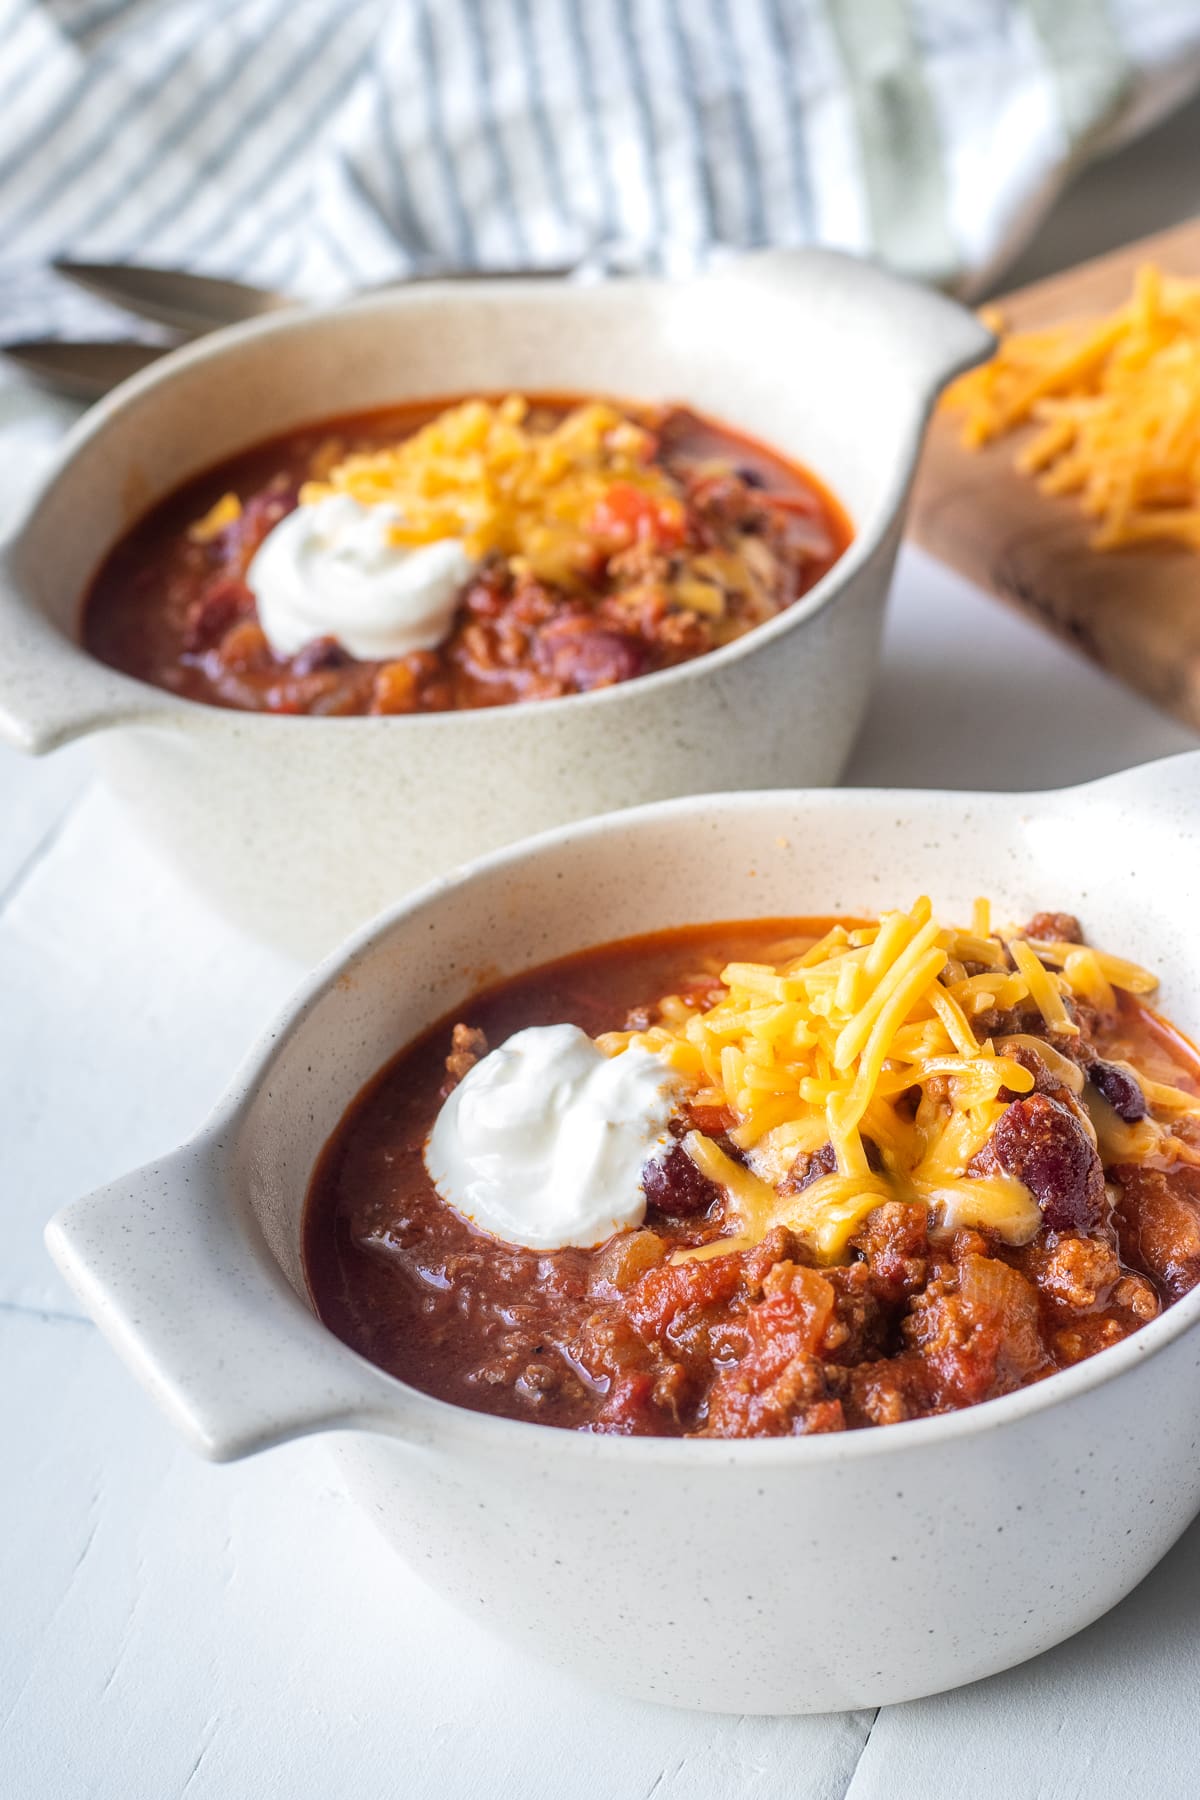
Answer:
xmin=47 ymin=752 xmax=1200 ymax=1715
xmin=0 ymin=252 xmax=990 ymax=958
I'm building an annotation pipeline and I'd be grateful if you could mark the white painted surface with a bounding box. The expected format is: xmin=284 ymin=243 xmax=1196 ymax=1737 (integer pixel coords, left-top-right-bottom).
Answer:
xmin=6 ymin=115 xmax=1200 ymax=1790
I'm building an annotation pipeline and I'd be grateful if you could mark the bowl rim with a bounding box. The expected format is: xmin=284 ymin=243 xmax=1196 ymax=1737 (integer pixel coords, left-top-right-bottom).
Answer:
xmin=6 ymin=247 xmax=988 ymax=740
xmin=218 ymin=757 xmax=1200 ymax=1466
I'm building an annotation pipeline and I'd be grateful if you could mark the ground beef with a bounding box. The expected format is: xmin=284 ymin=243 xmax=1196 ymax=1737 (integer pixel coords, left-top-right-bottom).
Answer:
xmin=781 ymin=1141 xmax=838 ymax=1195
xmin=443 ymin=1023 xmax=488 ymax=1088
xmin=996 ymin=1040 xmax=1064 ymax=1101
xmin=1026 ymin=911 xmax=1084 ymax=943
xmin=1018 ymin=1232 xmax=1122 ymax=1311
xmin=903 ymin=1253 xmax=1048 ymax=1410
xmin=822 ymin=1261 xmax=889 ymax=1363
xmin=1113 ymin=1163 xmax=1200 ymax=1301
xmin=850 ymin=1202 xmax=930 ymax=1304
xmin=783 ymin=1137 xmax=882 ymax=1195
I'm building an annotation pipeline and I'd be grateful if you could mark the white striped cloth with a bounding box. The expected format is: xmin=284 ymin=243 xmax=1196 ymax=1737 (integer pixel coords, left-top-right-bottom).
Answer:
xmin=2 ymin=0 xmax=1200 ymax=342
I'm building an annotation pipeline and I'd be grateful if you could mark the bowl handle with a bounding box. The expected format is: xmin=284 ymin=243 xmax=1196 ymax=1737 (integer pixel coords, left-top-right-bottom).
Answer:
xmin=726 ymin=246 xmax=996 ymax=401
xmin=45 ymin=1136 xmax=433 ymax=1461
xmin=0 ymin=543 xmax=168 ymax=753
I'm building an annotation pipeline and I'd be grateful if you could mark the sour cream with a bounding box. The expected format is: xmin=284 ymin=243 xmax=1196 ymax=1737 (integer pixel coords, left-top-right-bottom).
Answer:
xmin=425 ymin=1023 xmax=679 ymax=1251
xmin=247 ymin=493 xmax=475 ymax=661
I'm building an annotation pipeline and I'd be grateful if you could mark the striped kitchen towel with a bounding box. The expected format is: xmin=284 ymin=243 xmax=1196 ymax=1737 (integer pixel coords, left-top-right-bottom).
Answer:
xmin=1 ymin=0 xmax=1199 ymax=341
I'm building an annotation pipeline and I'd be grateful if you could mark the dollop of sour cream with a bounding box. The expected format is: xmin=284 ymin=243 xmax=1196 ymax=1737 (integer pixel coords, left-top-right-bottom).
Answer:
xmin=247 ymin=494 xmax=475 ymax=661
xmin=425 ymin=1023 xmax=679 ymax=1251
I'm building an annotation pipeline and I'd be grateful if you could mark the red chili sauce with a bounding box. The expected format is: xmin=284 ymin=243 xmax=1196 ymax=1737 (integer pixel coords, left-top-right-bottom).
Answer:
xmin=83 ymin=395 xmax=850 ymax=716
xmin=304 ymin=918 xmax=1200 ymax=1439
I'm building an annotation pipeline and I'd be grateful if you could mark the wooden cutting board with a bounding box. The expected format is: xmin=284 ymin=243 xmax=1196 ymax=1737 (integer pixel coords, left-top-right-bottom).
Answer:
xmin=909 ymin=217 xmax=1200 ymax=734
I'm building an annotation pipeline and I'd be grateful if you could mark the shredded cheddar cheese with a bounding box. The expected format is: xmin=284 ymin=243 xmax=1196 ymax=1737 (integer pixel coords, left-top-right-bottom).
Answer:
xmin=599 ymin=898 xmax=1168 ymax=1266
xmin=944 ymin=264 xmax=1200 ymax=550
xmin=300 ymin=394 xmax=684 ymax=587
xmin=188 ymin=491 xmax=242 ymax=543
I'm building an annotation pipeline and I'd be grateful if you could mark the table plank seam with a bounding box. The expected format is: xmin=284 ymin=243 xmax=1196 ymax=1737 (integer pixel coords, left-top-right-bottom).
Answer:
xmin=841 ymin=1705 xmax=883 ymax=1796
xmin=0 ymin=1298 xmax=89 ymax=1327
xmin=0 ymin=783 xmax=93 ymax=922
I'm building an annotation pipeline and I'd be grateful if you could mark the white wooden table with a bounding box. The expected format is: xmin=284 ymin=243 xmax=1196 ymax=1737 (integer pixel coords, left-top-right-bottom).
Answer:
xmin=6 ymin=125 xmax=1200 ymax=1795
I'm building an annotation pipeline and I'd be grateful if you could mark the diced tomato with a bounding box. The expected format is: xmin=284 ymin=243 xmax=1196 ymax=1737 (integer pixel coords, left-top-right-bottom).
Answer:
xmin=685 ymin=1101 xmax=736 ymax=1137
xmin=589 ymin=481 xmax=686 ymax=552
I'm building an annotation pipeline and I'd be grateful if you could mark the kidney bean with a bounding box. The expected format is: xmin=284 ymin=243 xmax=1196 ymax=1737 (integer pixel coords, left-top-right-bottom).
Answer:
xmin=538 ymin=618 xmax=647 ymax=691
xmin=989 ymin=1093 xmax=1105 ymax=1232
xmin=642 ymin=1144 xmax=720 ymax=1219
xmin=290 ymin=635 xmax=346 ymax=676
xmin=1089 ymin=1059 xmax=1148 ymax=1122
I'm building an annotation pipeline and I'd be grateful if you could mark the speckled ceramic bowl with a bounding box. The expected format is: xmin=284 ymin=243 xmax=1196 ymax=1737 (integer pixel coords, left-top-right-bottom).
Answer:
xmin=0 ymin=251 xmax=990 ymax=958
xmin=47 ymin=753 xmax=1200 ymax=1714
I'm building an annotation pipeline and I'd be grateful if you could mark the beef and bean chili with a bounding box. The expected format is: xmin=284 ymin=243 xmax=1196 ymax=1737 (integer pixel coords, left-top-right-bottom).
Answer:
xmin=305 ymin=907 xmax=1200 ymax=1439
xmin=84 ymin=394 xmax=849 ymax=715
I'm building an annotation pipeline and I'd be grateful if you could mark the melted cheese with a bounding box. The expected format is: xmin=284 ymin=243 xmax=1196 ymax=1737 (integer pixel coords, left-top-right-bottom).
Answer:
xmin=1088 ymin=1090 xmax=1164 ymax=1166
xmin=598 ymin=896 xmax=1162 ymax=1266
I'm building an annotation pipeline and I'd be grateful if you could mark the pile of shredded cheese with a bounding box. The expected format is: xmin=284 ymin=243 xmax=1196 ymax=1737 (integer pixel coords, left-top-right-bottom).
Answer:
xmin=945 ymin=264 xmax=1200 ymax=550
xmin=299 ymin=394 xmax=683 ymax=587
xmin=599 ymin=898 xmax=1164 ymax=1266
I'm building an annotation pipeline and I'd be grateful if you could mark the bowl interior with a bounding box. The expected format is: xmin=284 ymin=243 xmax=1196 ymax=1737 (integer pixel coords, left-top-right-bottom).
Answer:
xmin=232 ymin=769 xmax=1200 ymax=1304
xmin=19 ymin=262 xmax=933 ymax=637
